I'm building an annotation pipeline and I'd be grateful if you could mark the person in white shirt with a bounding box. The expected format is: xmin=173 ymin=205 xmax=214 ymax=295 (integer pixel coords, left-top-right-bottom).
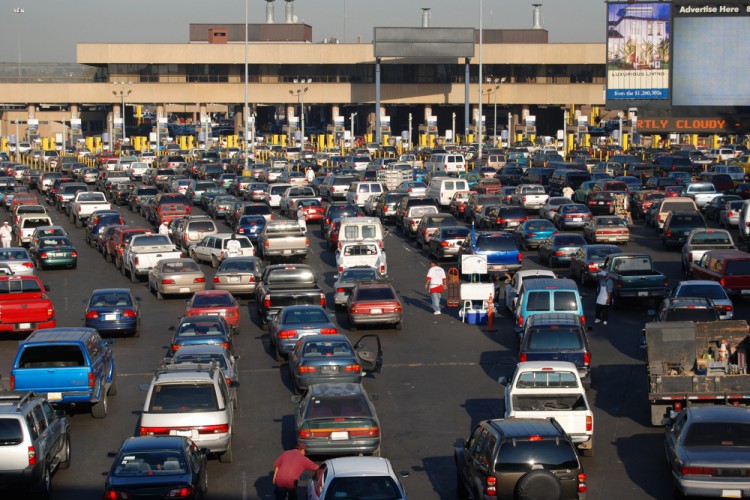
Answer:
xmin=0 ymin=221 xmax=12 ymax=248
xmin=297 ymin=208 xmax=307 ymax=233
xmin=158 ymin=221 xmax=169 ymax=236
xmin=562 ymin=184 xmax=575 ymax=200
xmin=424 ymin=261 xmax=447 ymax=315
xmin=225 ymin=233 xmax=242 ymax=258
xmin=305 ymin=167 xmax=315 ymax=183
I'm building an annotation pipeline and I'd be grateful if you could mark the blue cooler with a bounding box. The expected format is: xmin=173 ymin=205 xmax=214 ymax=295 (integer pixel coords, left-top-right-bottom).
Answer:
xmin=467 ymin=309 xmax=488 ymax=325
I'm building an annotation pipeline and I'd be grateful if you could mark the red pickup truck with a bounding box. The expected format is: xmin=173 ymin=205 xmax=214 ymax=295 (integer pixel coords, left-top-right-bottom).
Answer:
xmin=0 ymin=275 xmax=56 ymax=334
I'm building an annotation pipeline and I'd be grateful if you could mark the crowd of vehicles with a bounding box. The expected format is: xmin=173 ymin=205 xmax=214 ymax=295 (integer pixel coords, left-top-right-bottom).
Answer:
xmin=4 ymin=138 xmax=750 ymax=498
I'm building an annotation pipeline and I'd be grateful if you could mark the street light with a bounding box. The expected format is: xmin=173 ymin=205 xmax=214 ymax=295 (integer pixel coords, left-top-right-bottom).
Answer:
xmin=289 ymin=78 xmax=311 ymax=148
xmin=350 ymin=112 xmax=357 ymax=148
xmin=12 ymin=8 xmax=24 ymax=82
xmin=112 ymin=81 xmax=133 ymax=144
xmin=244 ymin=0 xmax=250 ymax=170
xmin=486 ymin=77 xmax=506 ymax=147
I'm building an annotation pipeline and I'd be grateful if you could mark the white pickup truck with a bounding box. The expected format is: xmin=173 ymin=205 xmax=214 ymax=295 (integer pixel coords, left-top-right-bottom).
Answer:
xmin=683 ymin=182 xmax=721 ymax=209
xmin=500 ymin=361 xmax=594 ymax=457
xmin=69 ymin=191 xmax=112 ymax=227
xmin=278 ymin=186 xmax=321 ymax=215
xmin=376 ymin=163 xmax=413 ymax=191
xmin=511 ymin=184 xmax=549 ymax=211
xmin=121 ymin=233 xmax=183 ymax=283
xmin=336 ymin=240 xmax=387 ymax=277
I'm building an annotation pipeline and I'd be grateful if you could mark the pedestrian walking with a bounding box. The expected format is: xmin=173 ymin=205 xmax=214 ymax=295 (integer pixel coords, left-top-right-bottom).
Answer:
xmin=297 ymin=207 xmax=307 ymax=233
xmin=226 ymin=233 xmax=242 ymax=258
xmin=425 ymin=261 xmax=447 ymax=315
xmin=595 ymin=270 xmax=614 ymax=325
xmin=158 ymin=221 xmax=169 ymax=236
xmin=305 ymin=166 xmax=315 ymax=183
xmin=0 ymin=221 xmax=12 ymax=248
xmin=562 ymin=183 xmax=575 ymax=200
xmin=272 ymin=444 xmax=318 ymax=500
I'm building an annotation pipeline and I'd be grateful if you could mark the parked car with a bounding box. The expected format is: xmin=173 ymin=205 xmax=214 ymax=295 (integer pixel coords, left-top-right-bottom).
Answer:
xmin=346 ymin=280 xmax=403 ymax=331
xmin=512 ymin=218 xmax=558 ymax=250
xmin=168 ymin=315 xmax=234 ymax=355
xmin=583 ymin=215 xmax=629 ymax=244
xmin=569 ymin=244 xmax=623 ymax=285
xmin=306 ymin=457 xmax=408 ymax=500
xmin=147 ymin=258 xmax=206 ymax=300
xmin=84 ymin=287 xmax=141 ymax=337
xmin=538 ymin=233 xmax=588 ymax=268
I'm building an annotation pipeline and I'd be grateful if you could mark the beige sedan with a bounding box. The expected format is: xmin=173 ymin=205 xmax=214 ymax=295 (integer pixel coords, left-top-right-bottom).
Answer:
xmin=147 ymin=257 xmax=206 ymax=300
xmin=583 ymin=215 xmax=630 ymax=244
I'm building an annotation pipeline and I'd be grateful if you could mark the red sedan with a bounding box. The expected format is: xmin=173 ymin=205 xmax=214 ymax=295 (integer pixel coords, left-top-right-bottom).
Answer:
xmin=185 ymin=290 xmax=240 ymax=332
xmin=294 ymin=200 xmax=325 ymax=224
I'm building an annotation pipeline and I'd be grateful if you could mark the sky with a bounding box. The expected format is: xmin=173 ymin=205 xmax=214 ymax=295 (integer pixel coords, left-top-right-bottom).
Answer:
xmin=1 ymin=0 xmax=606 ymax=63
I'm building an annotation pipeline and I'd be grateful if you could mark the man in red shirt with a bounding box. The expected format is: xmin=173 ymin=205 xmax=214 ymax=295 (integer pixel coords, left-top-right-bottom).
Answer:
xmin=272 ymin=443 xmax=318 ymax=499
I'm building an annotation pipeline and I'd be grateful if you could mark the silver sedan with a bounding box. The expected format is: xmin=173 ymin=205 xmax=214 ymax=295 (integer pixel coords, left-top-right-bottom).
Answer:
xmin=147 ymin=258 xmax=206 ymax=300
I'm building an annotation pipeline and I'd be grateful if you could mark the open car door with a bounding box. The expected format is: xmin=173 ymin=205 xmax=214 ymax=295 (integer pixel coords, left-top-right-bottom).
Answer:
xmin=354 ymin=334 xmax=382 ymax=373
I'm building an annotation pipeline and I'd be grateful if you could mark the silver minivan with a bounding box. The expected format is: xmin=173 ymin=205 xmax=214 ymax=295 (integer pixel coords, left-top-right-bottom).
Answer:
xmin=346 ymin=182 xmax=384 ymax=207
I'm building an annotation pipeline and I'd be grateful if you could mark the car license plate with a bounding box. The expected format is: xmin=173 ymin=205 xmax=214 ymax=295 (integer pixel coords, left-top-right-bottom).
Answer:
xmin=18 ymin=323 xmax=31 ymax=329
xmin=171 ymin=430 xmax=194 ymax=438
xmin=608 ymin=238 xmax=617 ymax=242
xmin=722 ymin=491 xmax=741 ymax=499
xmin=598 ymin=201 xmax=604 ymax=205
xmin=47 ymin=392 xmax=62 ymax=402
xmin=104 ymin=314 xmax=117 ymax=321
xmin=283 ymin=250 xmax=292 ymax=255
xmin=638 ymin=291 xmax=648 ymax=297
xmin=228 ymin=276 xmax=240 ymax=283
xmin=179 ymin=287 xmax=190 ymax=293
xmin=573 ymin=217 xmax=582 ymax=221
xmin=370 ymin=308 xmax=382 ymax=315
xmin=330 ymin=431 xmax=349 ymax=441
xmin=508 ymin=222 xmax=518 ymax=227
xmin=321 ymin=366 xmax=339 ymax=374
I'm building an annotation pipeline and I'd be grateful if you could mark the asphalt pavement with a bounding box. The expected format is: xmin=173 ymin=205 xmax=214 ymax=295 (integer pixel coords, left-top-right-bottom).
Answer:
xmin=0 ymin=188 xmax=736 ymax=500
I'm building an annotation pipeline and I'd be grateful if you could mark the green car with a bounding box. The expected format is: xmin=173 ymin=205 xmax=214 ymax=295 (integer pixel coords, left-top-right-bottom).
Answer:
xmin=29 ymin=236 xmax=78 ymax=269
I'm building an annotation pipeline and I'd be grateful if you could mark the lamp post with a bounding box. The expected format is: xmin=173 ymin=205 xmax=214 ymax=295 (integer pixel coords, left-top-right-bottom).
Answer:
xmin=486 ymin=77 xmax=506 ymax=148
xmin=478 ymin=0 xmax=484 ymax=164
xmin=289 ymin=79 xmax=311 ymax=148
xmin=452 ymin=112 xmax=456 ymax=145
xmin=350 ymin=112 xmax=357 ymax=148
xmin=12 ymin=8 xmax=24 ymax=82
xmin=244 ymin=0 xmax=250 ymax=170
xmin=14 ymin=120 xmax=20 ymax=161
xmin=112 ymin=81 xmax=133 ymax=144
xmin=408 ymin=113 xmax=413 ymax=151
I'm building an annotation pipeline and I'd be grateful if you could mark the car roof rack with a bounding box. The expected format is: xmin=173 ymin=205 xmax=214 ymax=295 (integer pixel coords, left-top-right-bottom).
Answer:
xmin=154 ymin=361 xmax=218 ymax=380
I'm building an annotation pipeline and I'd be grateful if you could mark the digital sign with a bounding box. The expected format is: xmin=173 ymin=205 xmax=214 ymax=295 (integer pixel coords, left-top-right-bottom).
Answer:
xmin=606 ymin=2 xmax=671 ymax=101
xmin=672 ymin=2 xmax=750 ymax=106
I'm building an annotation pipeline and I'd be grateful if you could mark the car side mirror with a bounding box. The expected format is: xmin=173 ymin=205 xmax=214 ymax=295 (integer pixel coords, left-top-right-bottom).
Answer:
xmin=498 ymin=376 xmax=508 ymax=386
xmin=290 ymin=395 xmax=302 ymax=404
xmin=139 ymin=383 xmax=150 ymax=391
xmin=662 ymin=417 xmax=673 ymax=427
xmin=44 ymin=285 xmax=50 ymax=292
xmin=230 ymin=381 xmax=240 ymax=388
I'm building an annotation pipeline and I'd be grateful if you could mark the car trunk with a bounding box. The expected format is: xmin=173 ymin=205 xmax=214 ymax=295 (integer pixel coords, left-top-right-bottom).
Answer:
xmin=13 ymin=344 xmax=90 ymax=397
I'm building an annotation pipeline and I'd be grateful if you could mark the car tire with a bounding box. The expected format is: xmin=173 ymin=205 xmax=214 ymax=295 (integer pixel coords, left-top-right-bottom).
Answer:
xmin=129 ymin=267 xmax=138 ymax=283
xmin=211 ymin=255 xmax=219 ymax=269
xmin=580 ymin=443 xmax=594 ymax=457
xmin=91 ymin=390 xmax=108 ymax=418
xmin=274 ymin=345 xmax=284 ymax=362
xmin=348 ymin=316 xmax=357 ymax=331
xmin=514 ymin=470 xmax=562 ymax=500
xmin=157 ymin=290 xmax=164 ymax=300
xmin=219 ymin=441 xmax=233 ymax=463
xmin=33 ymin=463 xmax=51 ymax=499
xmin=395 ymin=321 xmax=402 ymax=331
xmin=59 ymin=431 xmax=71 ymax=469
xmin=105 ymin=251 xmax=112 ymax=263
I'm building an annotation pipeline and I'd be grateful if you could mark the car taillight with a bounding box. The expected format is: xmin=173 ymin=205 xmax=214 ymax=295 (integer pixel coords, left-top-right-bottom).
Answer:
xmin=320 ymin=328 xmax=338 ymax=335
xmin=681 ymin=466 xmax=717 ymax=476
xmin=166 ymin=487 xmax=195 ymax=498
xmin=674 ymin=402 xmax=683 ymax=412
xmin=264 ymin=294 xmax=271 ymax=308
xmin=578 ymin=473 xmax=588 ymax=493
xmin=22 ymin=262 xmax=34 ymax=268
xmin=720 ymin=278 xmax=726 ymax=286
xmin=28 ymin=446 xmax=36 ymax=466
xmin=103 ymin=491 xmax=129 ymax=500
xmin=88 ymin=372 xmax=95 ymax=388
xmin=320 ymin=291 xmax=327 ymax=307
xmin=8 ymin=374 xmax=13 ymax=390
xmin=586 ymin=415 xmax=593 ymax=432
xmin=162 ymin=279 xmax=175 ymax=284
xmin=344 ymin=364 xmax=361 ymax=372
xmin=278 ymin=329 xmax=297 ymax=339
xmin=40 ymin=253 xmax=48 ymax=259
xmin=485 ymin=475 xmax=497 ymax=496
xmin=122 ymin=309 xmax=137 ymax=318
xmin=380 ymin=264 xmax=386 ymax=274
xmin=194 ymin=277 xmax=205 ymax=283
xmin=519 ymin=353 xmax=527 ymax=362
xmin=666 ymin=229 xmax=672 ymax=236
xmin=518 ymin=315 xmax=523 ymax=328
xmin=298 ymin=365 xmax=316 ymax=374
xmin=86 ymin=311 xmax=99 ymax=319
xmin=213 ymin=277 xmax=220 ymax=283
xmin=134 ymin=256 xmax=140 ymax=266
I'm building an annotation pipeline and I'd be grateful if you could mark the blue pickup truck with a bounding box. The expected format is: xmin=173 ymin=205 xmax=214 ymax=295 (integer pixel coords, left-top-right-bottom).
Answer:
xmin=457 ymin=231 xmax=523 ymax=276
xmin=10 ymin=328 xmax=117 ymax=418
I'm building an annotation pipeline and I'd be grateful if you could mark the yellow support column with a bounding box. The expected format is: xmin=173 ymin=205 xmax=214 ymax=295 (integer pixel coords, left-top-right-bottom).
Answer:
xmin=622 ymin=133 xmax=629 ymax=152
xmin=583 ymin=134 xmax=590 ymax=147
xmin=86 ymin=137 xmax=94 ymax=152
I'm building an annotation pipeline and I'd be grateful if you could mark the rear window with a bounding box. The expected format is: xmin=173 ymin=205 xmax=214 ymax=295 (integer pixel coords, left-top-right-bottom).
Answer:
xmin=662 ymin=201 xmax=696 ymax=212
xmin=690 ymin=231 xmax=731 ymax=244
xmin=162 ymin=261 xmax=200 ymax=273
xmin=527 ymin=328 xmax=583 ymax=349
xmin=148 ymin=383 xmax=219 ymax=413
xmin=134 ymin=235 xmax=171 ymax=246
xmin=324 ymin=477 xmax=404 ymax=500
xmin=18 ymin=345 xmax=85 ymax=368
xmin=340 ymin=268 xmax=379 ymax=281
xmin=343 ymin=244 xmax=378 ymax=256
xmin=725 ymin=260 xmax=750 ymax=276
xmin=267 ymin=269 xmax=315 ymax=285
xmin=282 ymin=308 xmax=328 ymax=324
xmin=191 ymin=293 xmax=234 ymax=307
xmin=0 ymin=278 xmax=42 ymax=293
xmin=664 ymin=308 xmax=718 ymax=322
xmin=0 ymin=419 xmax=23 ymax=446
xmin=553 ymin=291 xmax=579 ymax=311
xmin=669 ymin=215 xmax=704 ymax=227
xmin=516 ymin=370 xmax=579 ymax=389
xmin=554 ymin=235 xmax=586 ymax=246
xmin=219 ymin=259 xmax=258 ymax=272
xmin=187 ymin=221 xmax=216 ymax=232
xmin=495 ymin=441 xmax=579 ymax=472
xmin=408 ymin=206 xmax=438 ymax=218
xmin=526 ymin=292 xmax=550 ymax=312
xmin=683 ymin=422 xmax=750 ymax=447
xmin=113 ymin=451 xmax=187 ymax=477
xmin=690 ymin=184 xmax=716 ymax=193
xmin=244 ymin=205 xmax=272 ymax=215
xmin=441 ymin=227 xmax=470 ymax=239
xmin=305 ymin=395 xmax=372 ymax=419
xmin=476 ymin=236 xmax=517 ymax=252
xmin=355 ymin=287 xmax=396 ymax=301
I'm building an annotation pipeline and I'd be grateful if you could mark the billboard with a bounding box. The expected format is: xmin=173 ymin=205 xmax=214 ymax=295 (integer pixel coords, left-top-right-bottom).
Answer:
xmin=606 ymin=2 xmax=670 ymax=100
xmin=672 ymin=2 xmax=750 ymax=106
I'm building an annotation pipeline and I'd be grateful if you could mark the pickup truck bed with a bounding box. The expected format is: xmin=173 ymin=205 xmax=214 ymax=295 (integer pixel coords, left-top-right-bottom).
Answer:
xmin=255 ymin=264 xmax=325 ymax=328
xmin=0 ymin=276 xmax=56 ymax=333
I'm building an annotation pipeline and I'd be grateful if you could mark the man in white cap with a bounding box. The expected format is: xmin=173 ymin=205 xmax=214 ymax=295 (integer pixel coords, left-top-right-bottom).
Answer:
xmin=595 ymin=269 xmax=614 ymax=325
xmin=0 ymin=221 xmax=12 ymax=248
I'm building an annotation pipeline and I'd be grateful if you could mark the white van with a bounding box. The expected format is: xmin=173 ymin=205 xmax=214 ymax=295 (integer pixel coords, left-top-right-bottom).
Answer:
xmin=424 ymin=153 xmax=466 ymax=175
xmin=346 ymin=182 xmax=384 ymax=207
xmin=738 ymin=200 xmax=750 ymax=245
xmin=712 ymin=164 xmax=745 ymax=184
xmin=338 ymin=216 xmax=386 ymax=249
xmin=425 ymin=177 xmax=470 ymax=207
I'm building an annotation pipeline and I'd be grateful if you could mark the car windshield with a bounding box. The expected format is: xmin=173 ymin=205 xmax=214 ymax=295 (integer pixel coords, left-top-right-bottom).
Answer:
xmin=441 ymin=227 xmax=470 ymax=239
xmin=38 ymin=238 xmax=72 ymax=248
xmin=690 ymin=184 xmax=716 ymax=193
xmin=588 ymin=247 xmax=622 ymax=260
xmin=113 ymin=451 xmax=187 ymax=476
xmin=527 ymin=328 xmax=583 ymax=350
xmin=191 ymin=294 xmax=233 ymax=307
xmin=90 ymin=292 xmax=132 ymax=307
xmin=495 ymin=441 xmax=579 ymax=472
xmin=305 ymin=395 xmax=372 ymax=419
xmin=176 ymin=321 xmax=225 ymax=336
xmin=148 ymin=383 xmax=219 ymax=413
xmin=324 ymin=477 xmax=404 ymax=500
xmin=162 ymin=261 xmax=200 ymax=273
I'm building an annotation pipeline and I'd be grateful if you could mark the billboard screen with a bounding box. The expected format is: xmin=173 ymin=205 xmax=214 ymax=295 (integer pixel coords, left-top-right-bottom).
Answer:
xmin=606 ymin=2 xmax=670 ymax=100
xmin=672 ymin=3 xmax=750 ymax=106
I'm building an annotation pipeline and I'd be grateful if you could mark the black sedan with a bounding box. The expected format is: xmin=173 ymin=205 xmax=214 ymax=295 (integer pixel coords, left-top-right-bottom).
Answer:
xmin=103 ymin=436 xmax=208 ymax=499
xmin=569 ymin=244 xmax=623 ymax=285
xmin=538 ymin=233 xmax=587 ymax=268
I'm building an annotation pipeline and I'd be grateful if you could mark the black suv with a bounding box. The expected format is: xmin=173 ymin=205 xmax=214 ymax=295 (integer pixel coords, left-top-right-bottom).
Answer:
xmin=661 ymin=210 xmax=706 ymax=250
xmin=520 ymin=313 xmax=591 ymax=389
xmin=0 ymin=391 xmax=70 ymax=497
xmin=454 ymin=418 xmax=587 ymax=500
xmin=653 ymin=296 xmax=720 ymax=322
